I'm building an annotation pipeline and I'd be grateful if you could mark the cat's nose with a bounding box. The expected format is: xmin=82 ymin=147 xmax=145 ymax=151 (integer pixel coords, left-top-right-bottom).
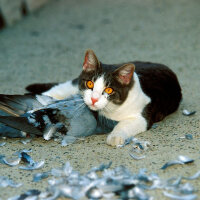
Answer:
xmin=91 ymin=97 xmax=98 ymax=105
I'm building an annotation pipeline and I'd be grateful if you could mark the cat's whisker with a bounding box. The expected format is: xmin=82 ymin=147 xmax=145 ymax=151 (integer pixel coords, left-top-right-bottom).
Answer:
xmin=100 ymin=115 xmax=106 ymax=129
xmin=64 ymin=99 xmax=84 ymax=104
xmin=72 ymin=99 xmax=84 ymax=102
xmin=72 ymin=103 xmax=86 ymax=119
xmin=103 ymin=106 xmax=112 ymax=114
xmin=75 ymin=103 xmax=86 ymax=113
xmin=99 ymin=110 xmax=109 ymax=129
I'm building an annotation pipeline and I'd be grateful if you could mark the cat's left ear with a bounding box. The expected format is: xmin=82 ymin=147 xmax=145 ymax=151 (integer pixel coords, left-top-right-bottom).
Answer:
xmin=83 ymin=49 xmax=100 ymax=72
xmin=114 ymin=63 xmax=135 ymax=85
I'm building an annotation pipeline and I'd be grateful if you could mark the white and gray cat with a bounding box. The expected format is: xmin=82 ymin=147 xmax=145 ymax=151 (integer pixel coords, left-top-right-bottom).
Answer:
xmin=26 ymin=49 xmax=182 ymax=146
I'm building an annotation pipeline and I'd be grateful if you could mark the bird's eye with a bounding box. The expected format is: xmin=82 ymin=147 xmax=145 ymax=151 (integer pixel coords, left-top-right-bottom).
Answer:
xmin=86 ymin=80 xmax=94 ymax=89
xmin=104 ymin=87 xmax=114 ymax=94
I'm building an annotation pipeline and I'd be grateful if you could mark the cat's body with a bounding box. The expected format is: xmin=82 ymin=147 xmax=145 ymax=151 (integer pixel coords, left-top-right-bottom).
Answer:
xmin=27 ymin=50 xmax=182 ymax=146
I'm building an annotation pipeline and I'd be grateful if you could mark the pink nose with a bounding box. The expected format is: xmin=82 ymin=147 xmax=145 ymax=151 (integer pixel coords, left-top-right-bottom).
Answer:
xmin=91 ymin=97 xmax=98 ymax=105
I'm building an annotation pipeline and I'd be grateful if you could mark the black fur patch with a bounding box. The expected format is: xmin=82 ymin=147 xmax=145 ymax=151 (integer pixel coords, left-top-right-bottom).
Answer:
xmin=26 ymin=83 xmax=58 ymax=94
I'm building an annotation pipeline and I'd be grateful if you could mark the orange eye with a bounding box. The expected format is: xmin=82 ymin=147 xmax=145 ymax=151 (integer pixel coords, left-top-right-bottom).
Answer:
xmin=86 ymin=80 xmax=94 ymax=89
xmin=104 ymin=87 xmax=113 ymax=94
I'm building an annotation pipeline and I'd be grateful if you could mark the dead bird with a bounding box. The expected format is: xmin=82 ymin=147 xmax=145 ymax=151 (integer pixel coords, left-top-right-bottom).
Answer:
xmin=0 ymin=94 xmax=97 ymax=139
xmin=0 ymin=94 xmax=116 ymax=141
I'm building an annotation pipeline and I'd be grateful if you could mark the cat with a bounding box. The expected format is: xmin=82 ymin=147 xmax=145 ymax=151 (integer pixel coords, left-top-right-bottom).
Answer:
xmin=26 ymin=49 xmax=182 ymax=146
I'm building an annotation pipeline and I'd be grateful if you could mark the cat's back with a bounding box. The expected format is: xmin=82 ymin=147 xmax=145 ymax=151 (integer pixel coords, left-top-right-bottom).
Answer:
xmin=133 ymin=61 xmax=181 ymax=97
xmin=134 ymin=61 xmax=176 ymax=80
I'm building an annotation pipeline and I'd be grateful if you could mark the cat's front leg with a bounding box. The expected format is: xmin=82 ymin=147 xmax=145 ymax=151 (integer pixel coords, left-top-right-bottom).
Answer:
xmin=106 ymin=116 xmax=148 ymax=146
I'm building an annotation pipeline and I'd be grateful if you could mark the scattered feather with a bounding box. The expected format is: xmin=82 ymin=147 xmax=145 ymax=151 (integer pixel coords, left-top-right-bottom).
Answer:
xmin=43 ymin=126 xmax=56 ymax=140
xmin=86 ymin=187 xmax=103 ymax=199
xmin=90 ymin=161 xmax=112 ymax=172
xmin=7 ymin=160 xmax=200 ymax=200
xmin=178 ymin=183 xmax=195 ymax=195
xmin=14 ymin=149 xmax=32 ymax=157
xmin=20 ymin=152 xmax=35 ymax=165
xmin=20 ymin=131 xmax=27 ymax=137
xmin=185 ymin=134 xmax=193 ymax=140
xmin=19 ymin=160 xmax=45 ymax=170
xmin=129 ymin=153 xmax=146 ymax=160
xmin=183 ymin=171 xmax=200 ymax=180
xmin=161 ymin=155 xmax=194 ymax=170
xmin=163 ymin=191 xmax=197 ymax=200
xmin=152 ymin=124 xmax=158 ymax=129
xmin=0 ymin=176 xmax=22 ymax=188
xmin=182 ymin=110 xmax=196 ymax=116
xmin=33 ymin=172 xmax=49 ymax=182
xmin=0 ymin=154 xmax=5 ymax=164
xmin=61 ymin=135 xmax=77 ymax=146
xmin=131 ymin=138 xmax=150 ymax=152
xmin=161 ymin=161 xmax=184 ymax=170
xmin=128 ymin=187 xmax=151 ymax=200
xmin=117 ymin=136 xmax=150 ymax=162
xmin=8 ymin=190 xmax=41 ymax=200
xmin=0 ymin=142 xmax=6 ymax=146
xmin=20 ymin=138 xmax=32 ymax=144
xmin=178 ymin=155 xmax=194 ymax=164
xmin=180 ymin=134 xmax=193 ymax=140
xmin=2 ymin=157 xmax=21 ymax=166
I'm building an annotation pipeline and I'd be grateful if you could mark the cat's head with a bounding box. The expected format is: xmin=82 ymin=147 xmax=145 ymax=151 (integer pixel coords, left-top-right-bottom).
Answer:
xmin=79 ymin=49 xmax=135 ymax=111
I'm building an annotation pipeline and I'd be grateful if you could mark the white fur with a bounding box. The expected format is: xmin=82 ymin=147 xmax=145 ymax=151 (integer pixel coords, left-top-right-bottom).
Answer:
xmin=101 ymin=73 xmax=151 ymax=146
xmin=42 ymin=80 xmax=79 ymax=100
xmin=106 ymin=115 xmax=148 ymax=146
xmin=83 ymin=76 xmax=109 ymax=111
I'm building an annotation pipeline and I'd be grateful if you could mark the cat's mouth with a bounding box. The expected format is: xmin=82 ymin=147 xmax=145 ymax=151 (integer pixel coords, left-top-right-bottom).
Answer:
xmin=88 ymin=104 xmax=99 ymax=111
xmin=86 ymin=101 xmax=106 ymax=111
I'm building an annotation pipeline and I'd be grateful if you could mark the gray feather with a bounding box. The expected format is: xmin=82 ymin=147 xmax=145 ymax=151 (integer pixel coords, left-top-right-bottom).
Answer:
xmin=0 ymin=116 xmax=43 ymax=135
xmin=0 ymin=94 xmax=43 ymax=116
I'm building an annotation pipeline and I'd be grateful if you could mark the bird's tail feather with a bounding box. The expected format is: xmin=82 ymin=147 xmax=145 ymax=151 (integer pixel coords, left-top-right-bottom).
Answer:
xmin=0 ymin=94 xmax=54 ymax=116
xmin=0 ymin=116 xmax=43 ymax=136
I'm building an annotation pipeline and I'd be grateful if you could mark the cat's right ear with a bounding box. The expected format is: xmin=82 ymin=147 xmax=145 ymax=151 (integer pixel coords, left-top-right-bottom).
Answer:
xmin=114 ymin=63 xmax=135 ymax=85
xmin=83 ymin=49 xmax=100 ymax=72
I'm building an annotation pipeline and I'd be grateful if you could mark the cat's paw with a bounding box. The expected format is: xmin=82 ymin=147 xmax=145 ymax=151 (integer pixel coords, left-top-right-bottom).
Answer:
xmin=106 ymin=132 xmax=125 ymax=146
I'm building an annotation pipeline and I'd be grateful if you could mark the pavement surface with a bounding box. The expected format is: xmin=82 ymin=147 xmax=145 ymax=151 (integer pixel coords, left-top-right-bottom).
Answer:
xmin=0 ymin=0 xmax=200 ymax=199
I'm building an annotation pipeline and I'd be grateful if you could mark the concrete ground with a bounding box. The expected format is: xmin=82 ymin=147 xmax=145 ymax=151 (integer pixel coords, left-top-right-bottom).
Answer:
xmin=0 ymin=0 xmax=200 ymax=199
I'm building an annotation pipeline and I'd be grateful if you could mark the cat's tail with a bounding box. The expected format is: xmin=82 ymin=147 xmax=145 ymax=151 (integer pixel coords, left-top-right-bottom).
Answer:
xmin=26 ymin=83 xmax=58 ymax=94
xmin=0 ymin=94 xmax=55 ymax=116
xmin=0 ymin=115 xmax=43 ymax=136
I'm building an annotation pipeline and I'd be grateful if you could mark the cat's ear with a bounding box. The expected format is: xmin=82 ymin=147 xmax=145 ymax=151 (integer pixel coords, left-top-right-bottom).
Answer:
xmin=83 ymin=49 xmax=100 ymax=72
xmin=114 ymin=63 xmax=135 ymax=85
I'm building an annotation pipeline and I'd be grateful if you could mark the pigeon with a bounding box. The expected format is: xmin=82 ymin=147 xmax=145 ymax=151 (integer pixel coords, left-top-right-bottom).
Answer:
xmin=0 ymin=94 xmax=99 ymax=139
